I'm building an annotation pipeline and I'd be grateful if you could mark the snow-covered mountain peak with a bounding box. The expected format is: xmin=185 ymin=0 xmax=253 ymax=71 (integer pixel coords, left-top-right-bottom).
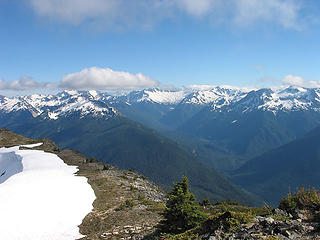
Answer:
xmin=62 ymin=90 xmax=79 ymax=96
xmin=222 ymin=87 xmax=320 ymax=113
xmin=138 ymin=89 xmax=187 ymax=104
xmin=116 ymin=88 xmax=187 ymax=105
xmin=182 ymin=86 xmax=248 ymax=107
xmin=88 ymin=90 xmax=99 ymax=98
xmin=0 ymin=90 xmax=117 ymax=120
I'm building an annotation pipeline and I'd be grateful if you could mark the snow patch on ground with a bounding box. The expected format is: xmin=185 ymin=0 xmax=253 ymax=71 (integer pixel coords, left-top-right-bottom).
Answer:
xmin=0 ymin=150 xmax=23 ymax=184
xmin=20 ymin=143 xmax=43 ymax=148
xmin=0 ymin=146 xmax=96 ymax=240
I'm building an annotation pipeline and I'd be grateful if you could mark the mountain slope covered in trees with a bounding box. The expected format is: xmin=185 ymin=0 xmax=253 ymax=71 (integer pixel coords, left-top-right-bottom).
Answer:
xmin=0 ymin=112 xmax=258 ymax=205
xmin=233 ymin=125 xmax=320 ymax=205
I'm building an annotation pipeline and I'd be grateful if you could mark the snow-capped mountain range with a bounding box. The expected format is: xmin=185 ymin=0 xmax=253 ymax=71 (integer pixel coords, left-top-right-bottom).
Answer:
xmin=2 ymin=86 xmax=320 ymax=179
xmin=0 ymin=90 xmax=118 ymax=120
xmin=1 ymin=86 xmax=320 ymax=120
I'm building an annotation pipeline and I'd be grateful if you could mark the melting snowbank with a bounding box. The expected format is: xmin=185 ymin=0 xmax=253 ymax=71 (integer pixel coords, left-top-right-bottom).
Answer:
xmin=0 ymin=145 xmax=96 ymax=240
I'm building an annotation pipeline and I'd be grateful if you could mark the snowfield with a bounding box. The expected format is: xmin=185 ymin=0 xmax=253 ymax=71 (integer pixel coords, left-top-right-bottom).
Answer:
xmin=0 ymin=144 xmax=96 ymax=240
xmin=0 ymin=151 xmax=22 ymax=184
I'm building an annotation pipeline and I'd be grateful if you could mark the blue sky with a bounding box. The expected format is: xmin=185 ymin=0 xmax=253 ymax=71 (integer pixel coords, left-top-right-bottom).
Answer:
xmin=0 ymin=0 xmax=320 ymax=95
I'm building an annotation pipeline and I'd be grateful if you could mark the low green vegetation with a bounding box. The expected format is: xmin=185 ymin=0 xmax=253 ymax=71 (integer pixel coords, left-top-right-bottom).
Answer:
xmin=154 ymin=177 xmax=277 ymax=240
xmin=206 ymin=200 xmax=272 ymax=217
xmin=141 ymin=198 xmax=166 ymax=212
xmin=154 ymin=176 xmax=274 ymax=240
xmin=161 ymin=186 xmax=320 ymax=239
xmin=279 ymin=186 xmax=320 ymax=212
xmin=162 ymin=210 xmax=256 ymax=240
xmin=200 ymin=198 xmax=211 ymax=207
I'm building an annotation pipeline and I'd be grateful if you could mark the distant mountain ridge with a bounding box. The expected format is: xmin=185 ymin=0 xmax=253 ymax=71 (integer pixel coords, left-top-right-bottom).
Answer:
xmin=0 ymin=90 xmax=117 ymax=120
xmin=1 ymin=86 xmax=320 ymax=120
xmin=2 ymin=86 xmax=320 ymax=172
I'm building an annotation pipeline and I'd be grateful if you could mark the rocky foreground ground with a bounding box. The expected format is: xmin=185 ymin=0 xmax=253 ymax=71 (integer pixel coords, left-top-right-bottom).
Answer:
xmin=202 ymin=209 xmax=320 ymax=240
xmin=168 ymin=201 xmax=320 ymax=240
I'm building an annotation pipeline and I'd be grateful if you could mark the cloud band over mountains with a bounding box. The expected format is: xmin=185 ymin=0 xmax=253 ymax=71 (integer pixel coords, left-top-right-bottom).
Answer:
xmin=1 ymin=68 xmax=320 ymax=92
xmin=0 ymin=76 xmax=52 ymax=91
xmin=0 ymin=68 xmax=158 ymax=91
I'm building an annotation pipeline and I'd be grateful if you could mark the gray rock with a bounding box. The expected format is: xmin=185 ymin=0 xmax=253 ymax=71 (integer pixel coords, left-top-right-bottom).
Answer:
xmin=265 ymin=217 xmax=275 ymax=225
xmin=254 ymin=216 xmax=266 ymax=223
xmin=293 ymin=209 xmax=309 ymax=220
xmin=274 ymin=208 xmax=289 ymax=217
xmin=282 ymin=229 xmax=291 ymax=238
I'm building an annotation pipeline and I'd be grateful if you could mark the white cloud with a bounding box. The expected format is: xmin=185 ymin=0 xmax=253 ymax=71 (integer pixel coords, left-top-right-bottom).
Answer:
xmin=27 ymin=0 xmax=304 ymax=29
xmin=281 ymin=74 xmax=320 ymax=88
xmin=233 ymin=0 xmax=301 ymax=29
xmin=257 ymin=75 xmax=320 ymax=88
xmin=282 ymin=74 xmax=305 ymax=86
xmin=59 ymin=67 xmax=159 ymax=90
xmin=308 ymin=80 xmax=320 ymax=88
xmin=0 ymin=76 xmax=51 ymax=91
xmin=176 ymin=0 xmax=215 ymax=17
xmin=28 ymin=0 xmax=121 ymax=25
xmin=28 ymin=0 xmax=172 ymax=29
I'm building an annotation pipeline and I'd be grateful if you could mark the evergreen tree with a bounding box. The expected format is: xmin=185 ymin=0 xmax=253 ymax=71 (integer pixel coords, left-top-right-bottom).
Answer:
xmin=158 ymin=176 xmax=207 ymax=234
xmin=200 ymin=198 xmax=211 ymax=207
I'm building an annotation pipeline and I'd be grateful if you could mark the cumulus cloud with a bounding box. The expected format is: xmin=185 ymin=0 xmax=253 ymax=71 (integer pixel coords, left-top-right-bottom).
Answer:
xmin=0 ymin=76 xmax=51 ymax=91
xmin=281 ymin=74 xmax=320 ymax=88
xmin=59 ymin=67 xmax=159 ymax=90
xmin=27 ymin=0 xmax=305 ymax=29
xmin=282 ymin=74 xmax=305 ymax=86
